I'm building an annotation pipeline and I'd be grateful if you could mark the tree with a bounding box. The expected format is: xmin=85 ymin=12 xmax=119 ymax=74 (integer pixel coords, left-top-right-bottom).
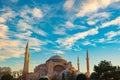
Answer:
xmin=76 ymin=74 xmax=87 ymax=80
xmin=90 ymin=60 xmax=120 ymax=80
xmin=1 ymin=73 xmax=13 ymax=80
xmin=0 ymin=67 xmax=12 ymax=79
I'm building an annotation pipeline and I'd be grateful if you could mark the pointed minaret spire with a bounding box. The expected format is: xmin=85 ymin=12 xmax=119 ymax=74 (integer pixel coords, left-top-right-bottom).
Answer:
xmin=26 ymin=42 xmax=29 ymax=49
xmin=23 ymin=42 xmax=30 ymax=76
xmin=77 ymin=56 xmax=80 ymax=72
xmin=86 ymin=49 xmax=90 ymax=78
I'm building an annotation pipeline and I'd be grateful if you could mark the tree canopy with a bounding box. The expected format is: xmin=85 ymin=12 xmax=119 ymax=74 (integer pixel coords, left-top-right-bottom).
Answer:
xmin=76 ymin=74 xmax=87 ymax=80
xmin=90 ymin=60 xmax=120 ymax=80
xmin=1 ymin=73 xmax=13 ymax=80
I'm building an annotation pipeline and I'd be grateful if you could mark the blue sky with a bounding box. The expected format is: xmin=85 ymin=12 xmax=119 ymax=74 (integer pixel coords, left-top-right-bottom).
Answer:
xmin=0 ymin=0 xmax=120 ymax=73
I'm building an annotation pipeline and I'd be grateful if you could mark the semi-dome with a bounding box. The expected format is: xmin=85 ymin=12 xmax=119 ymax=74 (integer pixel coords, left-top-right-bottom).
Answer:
xmin=46 ymin=55 xmax=66 ymax=62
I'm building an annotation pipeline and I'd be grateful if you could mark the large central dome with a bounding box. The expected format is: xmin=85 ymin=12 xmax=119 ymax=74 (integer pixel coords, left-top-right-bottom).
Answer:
xmin=50 ymin=55 xmax=64 ymax=60
xmin=46 ymin=55 xmax=66 ymax=62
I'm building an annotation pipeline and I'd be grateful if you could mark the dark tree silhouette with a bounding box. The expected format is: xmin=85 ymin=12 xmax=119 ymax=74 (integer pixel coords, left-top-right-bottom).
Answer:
xmin=90 ymin=60 xmax=120 ymax=80
xmin=76 ymin=74 xmax=87 ymax=80
xmin=1 ymin=73 xmax=13 ymax=80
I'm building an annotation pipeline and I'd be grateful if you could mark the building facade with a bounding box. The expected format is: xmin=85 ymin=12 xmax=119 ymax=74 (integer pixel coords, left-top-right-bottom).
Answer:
xmin=21 ymin=43 xmax=90 ymax=80
xmin=34 ymin=55 xmax=74 ymax=79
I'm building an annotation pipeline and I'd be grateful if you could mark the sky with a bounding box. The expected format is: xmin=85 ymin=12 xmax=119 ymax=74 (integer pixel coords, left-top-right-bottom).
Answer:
xmin=0 ymin=0 xmax=120 ymax=73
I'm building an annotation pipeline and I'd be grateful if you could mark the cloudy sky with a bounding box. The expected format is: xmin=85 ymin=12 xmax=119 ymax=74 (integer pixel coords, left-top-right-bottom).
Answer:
xmin=0 ymin=0 xmax=120 ymax=73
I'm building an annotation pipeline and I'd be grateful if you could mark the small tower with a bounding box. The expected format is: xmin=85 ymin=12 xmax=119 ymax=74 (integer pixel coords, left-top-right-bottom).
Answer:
xmin=86 ymin=49 xmax=90 ymax=78
xmin=22 ymin=42 xmax=30 ymax=79
xmin=77 ymin=56 xmax=80 ymax=72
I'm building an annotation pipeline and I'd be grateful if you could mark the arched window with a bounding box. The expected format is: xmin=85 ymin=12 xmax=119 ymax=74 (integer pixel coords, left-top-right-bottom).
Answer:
xmin=54 ymin=65 xmax=65 ymax=72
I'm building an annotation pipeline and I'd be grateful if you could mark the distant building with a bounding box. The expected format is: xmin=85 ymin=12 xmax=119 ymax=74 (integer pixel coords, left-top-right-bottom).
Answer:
xmin=21 ymin=42 xmax=90 ymax=80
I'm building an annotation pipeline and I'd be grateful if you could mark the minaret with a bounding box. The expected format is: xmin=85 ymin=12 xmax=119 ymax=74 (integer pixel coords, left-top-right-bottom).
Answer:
xmin=86 ymin=49 xmax=90 ymax=78
xmin=77 ymin=56 xmax=80 ymax=72
xmin=23 ymin=42 xmax=30 ymax=76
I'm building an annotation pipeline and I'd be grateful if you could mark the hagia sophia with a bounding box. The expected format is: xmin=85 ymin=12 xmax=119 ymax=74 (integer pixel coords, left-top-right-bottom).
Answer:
xmin=21 ymin=43 xmax=90 ymax=80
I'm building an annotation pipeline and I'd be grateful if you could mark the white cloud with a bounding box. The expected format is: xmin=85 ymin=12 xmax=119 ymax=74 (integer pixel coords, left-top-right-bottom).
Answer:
xmin=31 ymin=47 xmax=41 ymax=51
xmin=33 ymin=28 xmax=47 ymax=37
xmin=0 ymin=7 xmax=17 ymax=23
xmin=17 ymin=20 xmax=47 ymax=37
xmin=82 ymin=41 xmax=91 ymax=45
xmin=0 ymin=40 xmax=21 ymax=49
xmin=89 ymin=12 xmax=110 ymax=20
xmin=20 ymin=6 xmax=32 ymax=21
xmin=20 ymin=6 xmax=43 ymax=19
xmin=0 ymin=24 xmax=9 ymax=39
xmin=32 ymin=8 xmax=43 ymax=18
xmin=106 ymin=39 xmax=120 ymax=43
xmin=76 ymin=0 xmax=119 ymax=17
xmin=105 ymin=30 xmax=120 ymax=40
xmin=0 ymin=36 xmax=47 ymax=60
xmin=100 ymin=17 xmax=120 ymax=28
xmin=0 ymin=17 xmax=6 ymax=23
xmin=66 ymin=21 xmax=74 ymax=28
xmin=82 ymin=41 xmax=96 ymax=47
xmin=28 ymin=38 xmax=46 ymax=47
xmin=78 ymin=26 xmax=87 ymax=29
xmin=18 ymin=7 xmax=47 ymax=37
xmin=87 ymin=21 xmax=96 ymax=25
xmin=0 ymin=40 xmax=24 ymax=60
xmin=54 ymin=50 xmax=64 ymax=55
xmin=53 ymin=27 xmax=66 ymax=35
xmin=56 ymin=27 xmax=98 ymax=49
xmin=87 ymin=12 xmax=110 ymax=25
xmin=1 ymin=8 xmax=15 ymax=19
xmin=64 ymin=0 xmax=75 ymax=10
xmin=15 ymin=31 xmax=32 ymax=39
xmin=98 ymin=38 xmax=105 ymax=42
xmin=0 ymin=24 xmax=47 ymax=61
xmin=65 ymin=21 xmax=87 ymax=29
xmin=17 ymin=20 xmax=32 ymax=31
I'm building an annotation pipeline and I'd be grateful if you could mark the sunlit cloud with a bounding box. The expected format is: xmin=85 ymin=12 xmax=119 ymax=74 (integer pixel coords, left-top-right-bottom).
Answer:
xmin=0 ymin=37 xmax=48 ymax=60
xmin=87 ymin=12 xmax=110 ymax=25
xmin=54 ymin=50 xmax=64 ymax=55
xmin=17 ymin=20 xmax=47 ymax=37
xmin=87 ymin=21 xmax=96 ymax=25
xmin=0 ymin=7 xmax=17 ymax=23
xmin=100 ymin=17 xmax=120 ymax=28
xmin=56 ymin=27 xmax=98 ymax=49
xmin=0 ymin=17 xmax=6 ymax=23
xmin=32 ymin=8 xmax=43 ymax=18
xmin=0 ymin=40 xmax=25 ymax=60
xmin=76 ymin=0 xmax=119 ymax=17
xmin=65 ymin=21 xmax=87 ymax=30
xmin=17 ymin=20 xmax=32 ymax=31
xmin=66 ymin=21 xmax=74 ymax=28
xmin=0 ymin=24 xmax=9 ymax=39
xmin=20 ymin=6 xmax=43 ymax=19
xmin=105 ymin=30 xmax=120 ymax=40
xmin=53 ymin=27 xmax=66 ymax=35
xmin=98 ymin=38 xmax=105 ymax=43
xmin=63 ymin=0 xmax=75 ymax=10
